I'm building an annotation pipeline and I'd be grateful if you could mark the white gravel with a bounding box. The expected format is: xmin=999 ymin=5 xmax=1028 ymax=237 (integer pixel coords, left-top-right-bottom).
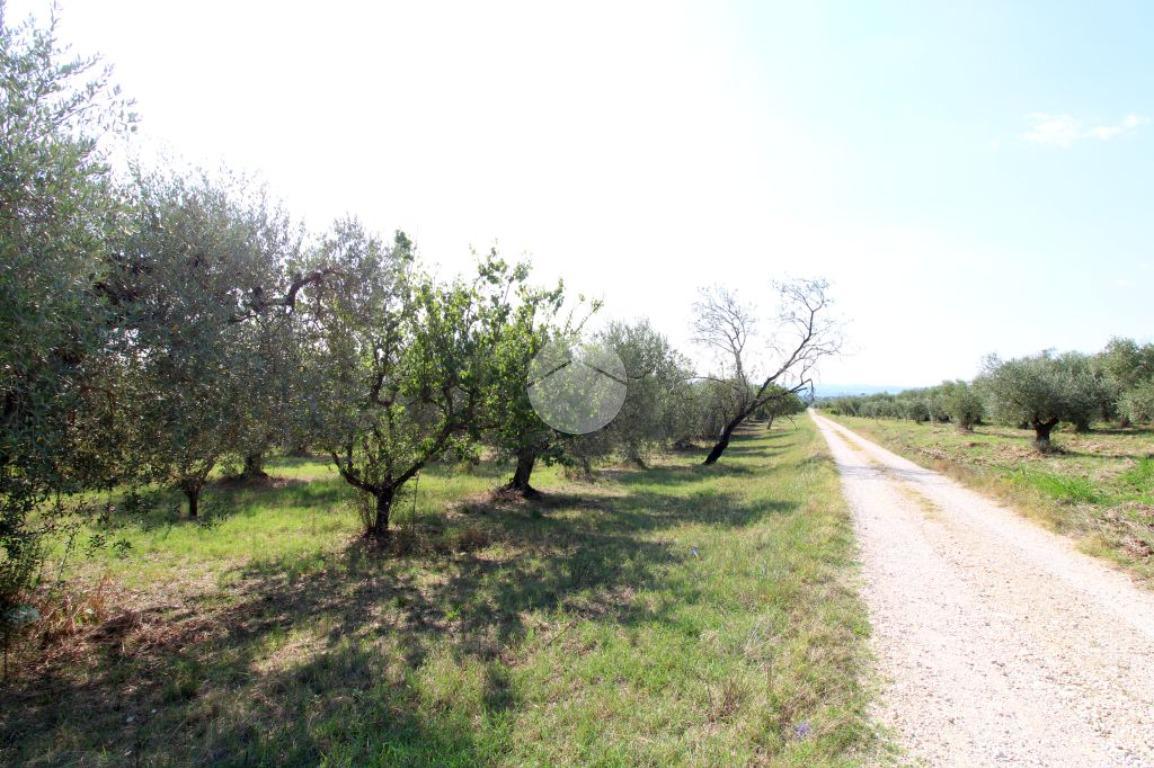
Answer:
xmin=811 ymin=411 xmax=1154 ymax=767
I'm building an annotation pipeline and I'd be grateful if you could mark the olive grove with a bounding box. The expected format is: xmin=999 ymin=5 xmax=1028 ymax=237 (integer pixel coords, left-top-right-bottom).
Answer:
xmin=0 ymin=8 xmax=841 ymax=620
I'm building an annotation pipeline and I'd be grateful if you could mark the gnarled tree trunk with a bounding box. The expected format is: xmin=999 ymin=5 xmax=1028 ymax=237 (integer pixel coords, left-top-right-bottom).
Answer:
xmin=1032 ymin=417 xmax=1059 ymax=450
xmin=502 ymin=450 xmax=540 ymax=498
xmin=183 ymin=487 xmax=200 ymax=519
xmin=242 ymin=451 xmax=269 ymax=481
xmin=367 ymin=489 xmax=394 ymax=541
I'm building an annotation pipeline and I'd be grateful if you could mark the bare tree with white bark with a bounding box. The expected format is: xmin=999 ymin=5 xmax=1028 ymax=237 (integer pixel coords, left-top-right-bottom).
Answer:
xmin=692 ymin=279 xmax=840 ymax=465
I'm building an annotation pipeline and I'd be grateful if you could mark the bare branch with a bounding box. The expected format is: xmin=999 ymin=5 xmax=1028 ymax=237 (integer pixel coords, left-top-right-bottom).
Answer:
xmin=692 ymin=277 xmax=841 ymax=464
xmin=229 ymin=267 xmax=341 ymax=323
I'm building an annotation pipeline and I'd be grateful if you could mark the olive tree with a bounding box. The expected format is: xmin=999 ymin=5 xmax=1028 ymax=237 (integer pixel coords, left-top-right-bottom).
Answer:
xmin=981 ymin=352 xmax=1107 ymax=449
xmin=596 ymin=320 xmax=695 ymax=466
xmin=304 ymin=224 xmax=533 ymax=540
xmin=1096 ymin=338 xmax=1154 ymax=427
xmin=692 ymin=280 xmax=838 ymax=465
xmin=941 ymin=380 xmax=984 ymax=431
xmin=482 ymin=279 xmax=572 ymax=497
xmin=1119 ymin=382 xmax=1154 ymax=425
xmin=663 ymin=380 xmax=713 ymax=447
xmin=756 ymin=386 xmax=807 ymax=430
xmin=102 ymin=171 xmax=311 ymax=515
xmin=1056 ymin=352 xmax=1111 ymax=433
xmin=0 ymin=10 xmax=131 ymax=623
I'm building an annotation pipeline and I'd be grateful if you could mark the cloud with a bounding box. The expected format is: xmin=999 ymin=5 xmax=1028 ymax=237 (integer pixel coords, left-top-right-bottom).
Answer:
xmin=1023 ymin=113 xmax=1148 ymax=148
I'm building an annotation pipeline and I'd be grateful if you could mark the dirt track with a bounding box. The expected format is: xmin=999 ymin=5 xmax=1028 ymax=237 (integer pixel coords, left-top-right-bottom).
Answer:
xmin=811 ymin=411 xmax=1154 ymax=767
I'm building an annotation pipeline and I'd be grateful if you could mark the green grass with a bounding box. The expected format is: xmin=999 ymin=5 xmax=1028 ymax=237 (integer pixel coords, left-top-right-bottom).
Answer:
xmin=1 ymin=420 xmax=880 ymax=767
xmin=823 ymin=414 xmax=1154 ymax=584
xmin=1120 ymin=457 xmax=1154 ymax=493
xmin=1013 ymin=468 xmax=1102 ymax=504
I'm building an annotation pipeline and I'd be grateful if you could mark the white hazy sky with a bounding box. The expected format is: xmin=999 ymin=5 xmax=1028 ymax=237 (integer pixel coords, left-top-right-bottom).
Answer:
xmin=9 ymin=0 xmax=1153 ymax=388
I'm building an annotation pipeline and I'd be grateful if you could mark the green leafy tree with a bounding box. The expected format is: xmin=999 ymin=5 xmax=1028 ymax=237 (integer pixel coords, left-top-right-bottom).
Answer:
xmin=1119 ymin=382 xmax=1154 ymax=425
xmin=1055 ymin=352 xmax=1110 ymax=433
xmin=304 ymin=225 xmax=531 ymax=539
xmin=1097 ymin=338 xmax=1154 ymax=393
xmin=981 ymin=352 xmax=1107 ymax=449
xmin=482 ymin=276 xmax=570 ymax=497
xmin=596 ymin=320 xmax=695 ymax=466
xmin=102 ymin=171 xmax=309 ymax=515
xmin=941 ymin=380 xmax=984 ymax=431
xmin=556 ymin=322 xmax=695 ymax=476
xmin=662 ymin=379 xmax=714 ymax=447
xmin=218 ymin=202 xmax=310 ymax=481
xmin=0 ymin=9 xmax=131 ymax=625
xmin=683 ymin=379 xmax=745 ymax=444
xmin=1096 ymin=338 xmax=1154 ymax=426
xmin=756 ymin=386 xmax=807 ymax=430
xmin=903 ymin=398 xmax=931 ymax=423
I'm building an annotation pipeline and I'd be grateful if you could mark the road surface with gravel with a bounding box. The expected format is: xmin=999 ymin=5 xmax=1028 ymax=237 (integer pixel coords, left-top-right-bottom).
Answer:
xmin=811 ymin=410 xmax=1154 ymax=767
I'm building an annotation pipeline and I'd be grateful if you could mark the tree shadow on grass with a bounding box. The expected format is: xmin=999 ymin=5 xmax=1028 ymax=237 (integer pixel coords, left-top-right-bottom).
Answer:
xmin=1078 ymin=426 xmax=1154 ymax=437
xmin=1 ymin=523 xmax=685 ymax=765
xmin=701 ymin=444 xmax=783 ymax=457
xmin=96 ymin=477 xmax=356 ymax=534
xmin=992 ymin=440 xmax=1154 ymax=462
xmin=1 ymin=434 xmax=799 ymax=767
xmin=1 ymin=517 xmax=688 ymax=765
xmin=201 ymin=642 xmax=511 ymax=768
xmin=610 ymin=461 xmax=762 ymax=489
xmin=1040 ymin=447 xmax=1154 ymax=461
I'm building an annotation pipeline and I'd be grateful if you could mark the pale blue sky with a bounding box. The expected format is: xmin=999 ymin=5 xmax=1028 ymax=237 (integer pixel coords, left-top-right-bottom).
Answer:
xmin=9 ymin=0 xmax=1152 ymax=387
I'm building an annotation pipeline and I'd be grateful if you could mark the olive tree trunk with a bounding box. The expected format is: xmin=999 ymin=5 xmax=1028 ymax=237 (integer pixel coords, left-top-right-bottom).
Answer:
xmin=242 ymin=451 xmax=269 ymax=480
xmin=1032 ymin=418 xmax=1059 ymax=450
xmin=184 ymin=487 xmax=201 ymax=519
xmin=367 ymin=488 xmax=394 ymax=540
xmin=502 ymin=451 xmax=540 ymax=498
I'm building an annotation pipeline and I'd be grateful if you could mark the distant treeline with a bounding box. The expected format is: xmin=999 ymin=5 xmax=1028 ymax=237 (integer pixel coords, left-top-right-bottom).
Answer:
xmin=820 ymin=340 xmax=1154 ymax=446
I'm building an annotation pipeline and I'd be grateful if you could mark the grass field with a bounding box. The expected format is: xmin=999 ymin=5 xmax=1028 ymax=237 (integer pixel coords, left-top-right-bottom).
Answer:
xmin=822 ymin=414 xmax=1154 ymax=585
xmin=1 ymin=419 xmax=879 ymax=767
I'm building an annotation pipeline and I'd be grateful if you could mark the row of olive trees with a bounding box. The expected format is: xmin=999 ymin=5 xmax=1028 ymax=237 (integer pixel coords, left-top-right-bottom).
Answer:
xmin=824 ymin=341 xmax=1154 ymax=449
xmin=823 ymin=381 xmax=984 ymax=429
xmin=1 ymin=11 xmax=838 ymax=628
xmin=0 ymin=14 xmax=544 ymax=617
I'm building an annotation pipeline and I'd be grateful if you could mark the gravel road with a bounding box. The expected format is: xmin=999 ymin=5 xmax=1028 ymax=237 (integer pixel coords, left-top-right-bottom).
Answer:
xmin=811 ymin=411 xmax=1154 ymax=767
